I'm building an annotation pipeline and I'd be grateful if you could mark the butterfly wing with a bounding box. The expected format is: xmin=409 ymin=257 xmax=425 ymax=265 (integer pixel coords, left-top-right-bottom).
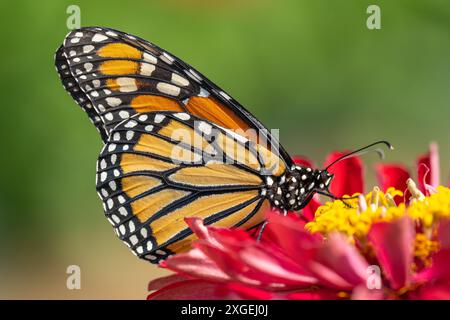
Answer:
xmin=55 ymin=26 xmax=292 ymax=166
xmin=55 ymin=45 xmax=108 ymax=141
xmin=96 ymin=111 xmax=287 ymax=263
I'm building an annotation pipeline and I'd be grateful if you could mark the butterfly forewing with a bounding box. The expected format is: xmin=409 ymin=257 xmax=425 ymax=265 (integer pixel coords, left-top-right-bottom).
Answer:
xmin=55 ymin=45 xmax=108 ymax=140
xmin=55 ymin=26 xmax=289 ymax=160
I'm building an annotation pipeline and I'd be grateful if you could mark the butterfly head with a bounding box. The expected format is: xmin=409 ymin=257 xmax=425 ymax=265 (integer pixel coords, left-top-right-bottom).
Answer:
xmin=315 ymin=169 xmax=334 ymax=190
xmin=296 ymin=167 xmax=334 ymax=201
xmin=266 ymin=166 xmax=334 ymax=211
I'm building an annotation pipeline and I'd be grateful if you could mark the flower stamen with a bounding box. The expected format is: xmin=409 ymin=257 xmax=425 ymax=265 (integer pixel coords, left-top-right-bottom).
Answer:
xmin=407 ymin=178 xmax=425 ymax=201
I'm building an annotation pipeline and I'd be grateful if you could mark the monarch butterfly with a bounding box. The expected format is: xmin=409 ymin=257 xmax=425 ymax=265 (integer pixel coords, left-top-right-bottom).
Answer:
xmin=55 ymin=27 xmax=391 ymax=263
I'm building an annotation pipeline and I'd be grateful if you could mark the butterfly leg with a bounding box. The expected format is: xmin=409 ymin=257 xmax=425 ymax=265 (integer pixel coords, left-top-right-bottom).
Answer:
xmin=256 ymin=220 xmax=269 ymax=242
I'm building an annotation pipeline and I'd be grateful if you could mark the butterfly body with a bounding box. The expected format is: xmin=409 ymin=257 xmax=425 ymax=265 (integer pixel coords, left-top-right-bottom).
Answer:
xmin=55 ymin=26 xmax=334 ymax=263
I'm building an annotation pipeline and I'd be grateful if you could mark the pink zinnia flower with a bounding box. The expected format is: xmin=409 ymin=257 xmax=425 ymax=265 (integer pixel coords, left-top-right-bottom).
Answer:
xmin=148 ymin=143 xmax=450 ymax=300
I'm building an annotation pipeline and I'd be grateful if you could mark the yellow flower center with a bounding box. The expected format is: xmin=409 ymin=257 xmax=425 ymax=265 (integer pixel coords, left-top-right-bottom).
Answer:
xmin=408 ymin=186 xmax=450 ymax=227
xmin=413 ymin=233 xmax=440 ymax=267
xmin=305 ymin=187 xmax=405 ymax=239
xmin=305 ymin=180 xmax=450 ymax=262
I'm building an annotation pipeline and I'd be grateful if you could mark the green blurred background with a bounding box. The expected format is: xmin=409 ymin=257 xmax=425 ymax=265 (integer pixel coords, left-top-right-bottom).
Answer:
xmin=0 ymin=0 xmax=449 ymax=299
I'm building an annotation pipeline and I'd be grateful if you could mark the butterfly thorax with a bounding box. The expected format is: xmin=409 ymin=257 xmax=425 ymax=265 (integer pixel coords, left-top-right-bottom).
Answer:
xmin=264 ymin=166 xmax=330 ymax=211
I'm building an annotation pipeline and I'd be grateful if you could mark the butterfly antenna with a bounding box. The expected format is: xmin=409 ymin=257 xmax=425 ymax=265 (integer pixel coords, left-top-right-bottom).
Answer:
xmin=325 ymin=140 xmax=393 ymax=171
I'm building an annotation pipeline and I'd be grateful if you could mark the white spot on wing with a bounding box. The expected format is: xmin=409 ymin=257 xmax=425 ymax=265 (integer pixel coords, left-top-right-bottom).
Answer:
xmin=109 ymin=181 xmax=117 ymax=191
xmin=128 ymin=221 xmax=135 ymax=233
xmin=156 ymin=82 xmax=180 ymax=96
xmin=92 ymin=79 xmax=101 ymax=88
xmin=106 ymin=31 xmax=118 ymax=37
xmin=84 ymin=63 xmax=93 ymax=72
xmin=126 ymin=130 xmax=134 ymax=140
xmin=111 ymin=214 xmax=120 ymax=224
xmin=173 ymin=113 xmax=190 ymax=120
xmin=160 ymin=52 xmax=175 ymax=64
xmin=105 ymin=113 xmax=113 ymax=121
xmin=92 ymin=33 xmax=108 ymax=42
xmin=83 ymin=45 xmax=94 ymax=53
xmin=106 ymin=97 xmax=122 ymax=107
xmin=116 ymin=77 xmax=137 ymax=92
xmin=125 ymin=120 xmax=138 ymax=128
xmin=154 ymin=114 xmax=165 ymax=123
xmin=118 ymin=110 xmax=129 ymax=119
xmin=143 ymin=52 xmax=157 ymax=64
xmin=186 ymin=69 xmax=202 ymax=82
xmin=118 ymin=207 xmax=128 ymax=216
xmin=198 ymin=87 xmax=210 ymax=97
xmin=130 ymin=235 xmax=138 ymax=245
xmin=219 ymin=91 xmax=232 ymax=100
xmin=171 ymin=73 xmax=189 ymax=87
xmin=198 ymin=121 xmax=212 ymax=135
xmin=140 ymin=63 xmax=155 ymax=76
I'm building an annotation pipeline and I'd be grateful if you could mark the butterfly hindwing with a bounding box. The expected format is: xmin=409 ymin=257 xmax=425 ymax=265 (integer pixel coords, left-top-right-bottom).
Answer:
xmin=96 ymin=111 xmax=283 ymax=263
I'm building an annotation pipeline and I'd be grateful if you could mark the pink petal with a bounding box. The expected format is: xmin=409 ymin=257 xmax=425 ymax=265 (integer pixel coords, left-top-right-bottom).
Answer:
xmin=368 ymin=216 xmax=415 ymax=290
xmin=194 ymin=241 xmax=268 ymax=286
xmin=147 ymin=279 xmax=223 ymax=300
xmin=222 ymin=283 xmax=275 ymax=300
xmin=162 ymin=247 xmax=231 ymax=282
xmin=316 ymin=233 xmax=368 ymax=285
xmin=256 ymin=209 xmax=305 ymax=242
xmin=414 ymin=249 xmax=450 ymax=283
xmin=308 ymin=261 xmax=358 ymax=290
xmin=411 ymin=281 xmax=450 ymax=300
xmin=417 ymin=142 xmax=440 ymax=192
xmin=286 ymin=289 xmax=341 ymax=300
xmin=311 ymin=233 xmax=369 ymax=290
xmin=291 ymin=155 xmax=315 ymax=168
xmin=351 ymin=285 xmax=385 ymax=300
xmin=148 ymin=274 xmax=188 ymax=291
xmin=375 ymin=164 xmax=410 ymax=203
xmin=238 ymin=245 xmax=318 ymax=286
xmin=323 ymin=151 xmax=364 ymax=197
xmin=438 ymin=219 xmax=450 ymax=249
xmin=201 ymin=226 xmax=317 ymax=288
xmin=265 ymin=211 xmax=322 ymax=263
xmin=205 ymin=228 xmax=316 ymax=287
xmin=185 ymin=217 xmax=215 ymax=242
